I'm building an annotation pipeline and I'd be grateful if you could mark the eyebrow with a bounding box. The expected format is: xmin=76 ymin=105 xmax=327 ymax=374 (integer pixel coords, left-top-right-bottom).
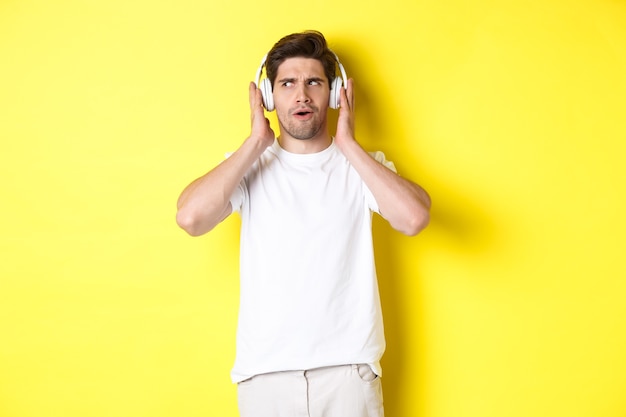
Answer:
xmin=277 ymin=77 xmax=326 ymax=85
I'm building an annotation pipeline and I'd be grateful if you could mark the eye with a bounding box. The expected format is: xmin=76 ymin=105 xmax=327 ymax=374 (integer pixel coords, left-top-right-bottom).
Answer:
xmin=308 ymin=80 xmax=320 ymax=86
xmin=282 ymin=81 xmax=294 ymax=87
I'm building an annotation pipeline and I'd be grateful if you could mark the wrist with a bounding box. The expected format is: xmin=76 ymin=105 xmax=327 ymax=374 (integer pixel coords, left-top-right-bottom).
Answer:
xmin=334 ymin=134 xmax=358 ymax=152
xmin=247 ymin=133 xmax=274 ymax=148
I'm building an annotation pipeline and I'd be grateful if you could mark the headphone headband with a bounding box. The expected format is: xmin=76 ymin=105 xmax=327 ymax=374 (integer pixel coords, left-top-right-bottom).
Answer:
xmin=254 ymin=54 xmax=268 ymax=87
xmin=332 ymin=52 xmax=348 ymax=90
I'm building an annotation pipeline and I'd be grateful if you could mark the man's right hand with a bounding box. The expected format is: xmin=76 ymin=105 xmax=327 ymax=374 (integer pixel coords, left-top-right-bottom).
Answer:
xmin=249 ymin=82 xmax=275 ymax=148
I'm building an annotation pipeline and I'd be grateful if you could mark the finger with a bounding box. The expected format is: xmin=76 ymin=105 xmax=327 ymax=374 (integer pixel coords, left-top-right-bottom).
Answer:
xmin=249 ymin=82 xmax=260 ymax=111
xmin=346 ymin=78 xmax=354 ymax=111
xmin=339 ymin=79 xmax=353 ymax=111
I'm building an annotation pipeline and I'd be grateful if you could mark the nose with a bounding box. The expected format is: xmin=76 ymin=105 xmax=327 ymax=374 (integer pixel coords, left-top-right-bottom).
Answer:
xmin=295 ymin=83 xmax=311 ymax=103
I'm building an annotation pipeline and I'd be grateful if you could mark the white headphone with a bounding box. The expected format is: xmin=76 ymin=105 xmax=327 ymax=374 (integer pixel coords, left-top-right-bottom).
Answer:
xmin=254 ymin=51 xmax=348 ymax=111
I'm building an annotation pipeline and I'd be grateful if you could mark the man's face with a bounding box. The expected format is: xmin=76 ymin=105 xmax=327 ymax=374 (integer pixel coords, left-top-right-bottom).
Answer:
xmin=272 ymin=57 xmax=330 ymax=141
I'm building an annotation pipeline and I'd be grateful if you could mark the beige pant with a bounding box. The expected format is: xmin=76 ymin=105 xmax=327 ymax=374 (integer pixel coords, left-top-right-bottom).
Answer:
xmin=237 ymin=364 xmax=384 ymax=417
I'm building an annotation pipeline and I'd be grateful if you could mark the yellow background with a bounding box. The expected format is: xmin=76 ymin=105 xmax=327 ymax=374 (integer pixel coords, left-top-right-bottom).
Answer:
xmin=1 ymin=0 xmax=625 ymax=416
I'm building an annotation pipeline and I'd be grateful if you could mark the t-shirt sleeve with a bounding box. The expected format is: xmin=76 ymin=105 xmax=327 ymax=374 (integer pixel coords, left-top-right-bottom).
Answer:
xmin=229 ymin=182 xmax=245 ymax=213
xmin=364 ymin=151 xmax=397 ymax=213
xmin=370 ymin=150 xmax=397 ymax=172
xmin=225 ymin=151 xmax=246 ymax=213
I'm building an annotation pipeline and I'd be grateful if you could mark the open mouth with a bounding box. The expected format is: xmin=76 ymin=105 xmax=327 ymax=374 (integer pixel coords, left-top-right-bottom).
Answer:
xmin=292 ymin=107 xmax=314 ymax=117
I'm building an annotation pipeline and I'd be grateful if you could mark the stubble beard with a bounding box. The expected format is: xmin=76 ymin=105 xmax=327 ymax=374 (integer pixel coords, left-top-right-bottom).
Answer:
xmin=278 ymin=106 xmax=325 ymax=141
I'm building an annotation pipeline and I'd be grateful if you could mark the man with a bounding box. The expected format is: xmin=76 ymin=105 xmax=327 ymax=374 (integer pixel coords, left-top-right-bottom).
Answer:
xmin=176 ymin=31 xmax=431 ymax=417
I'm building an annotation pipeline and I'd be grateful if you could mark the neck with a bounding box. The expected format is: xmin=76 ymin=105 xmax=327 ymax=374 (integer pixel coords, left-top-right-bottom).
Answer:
xmin=277 ymin=133 xmax=333 ymax=154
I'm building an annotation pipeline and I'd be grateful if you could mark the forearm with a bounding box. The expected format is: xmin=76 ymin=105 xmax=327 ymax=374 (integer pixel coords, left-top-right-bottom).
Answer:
xmin=176 ymin=136 xmax=268 ymax=236
xmin=339 ymin=139 xmax=431 ymax=236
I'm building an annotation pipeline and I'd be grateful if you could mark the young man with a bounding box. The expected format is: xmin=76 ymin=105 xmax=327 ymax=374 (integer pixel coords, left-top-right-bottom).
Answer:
xmin=176 ymin=31 xmax=431 ymax=417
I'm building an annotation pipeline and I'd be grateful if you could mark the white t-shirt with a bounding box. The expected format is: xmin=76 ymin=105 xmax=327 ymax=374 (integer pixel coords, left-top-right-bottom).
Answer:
xmin=228 ymin=139 xmax=396 ymax=383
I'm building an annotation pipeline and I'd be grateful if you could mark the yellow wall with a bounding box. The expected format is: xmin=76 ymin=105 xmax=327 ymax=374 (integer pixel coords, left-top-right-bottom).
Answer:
xmin=1 ymin=0 xmax=625 ymax=416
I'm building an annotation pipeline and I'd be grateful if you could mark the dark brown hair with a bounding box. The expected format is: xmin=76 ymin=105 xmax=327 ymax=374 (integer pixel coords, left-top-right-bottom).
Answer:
xmin=265 ymin=30 xmax=337 ymax=89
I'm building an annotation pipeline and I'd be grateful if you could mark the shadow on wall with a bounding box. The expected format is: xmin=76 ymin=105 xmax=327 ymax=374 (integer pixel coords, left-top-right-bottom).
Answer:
xmin=372 ymin=217 xmax=414 ymax=417
xmin=372 ymin=184 xmax=498 ymax=416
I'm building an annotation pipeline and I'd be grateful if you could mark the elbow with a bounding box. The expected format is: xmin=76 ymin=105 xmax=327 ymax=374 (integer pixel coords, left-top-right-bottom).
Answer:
xmin=402 ymin=210 xmax=430 ymax=236
xmin=176 ymin=202 xmax=229 ymax=236
xmin=396 ymin=205 xmax=431 ymax=236
xmin=382 ymin=195 xmax=432 ymax=236
xmin=399 ymin=187 xmax=432 ymax=236
xmin=176 ymin=209 xmax=208 ymax=237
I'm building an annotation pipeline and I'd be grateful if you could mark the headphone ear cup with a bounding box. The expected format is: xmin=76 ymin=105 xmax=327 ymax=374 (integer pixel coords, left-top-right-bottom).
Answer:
xmin=329 ymin=77 xmax=343 ymax=109
xmin=260 ymin=78 xmax=274 ymax=111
